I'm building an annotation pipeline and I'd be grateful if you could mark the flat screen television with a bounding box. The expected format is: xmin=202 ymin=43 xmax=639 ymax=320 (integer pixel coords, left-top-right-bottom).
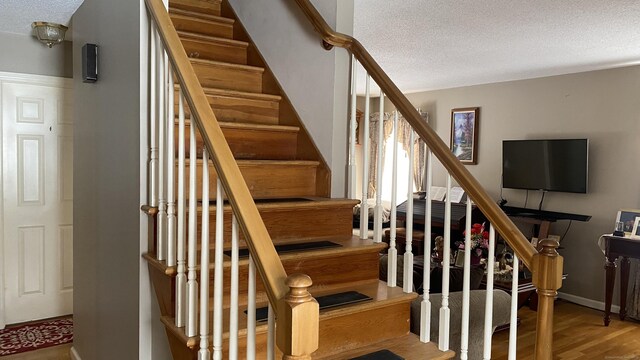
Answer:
xmin=502 ymin=139 xmax=589 ymax=193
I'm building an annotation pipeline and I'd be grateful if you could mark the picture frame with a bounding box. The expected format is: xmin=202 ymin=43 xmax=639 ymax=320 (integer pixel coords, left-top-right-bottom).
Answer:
xmin=631 ymin=217 xmax=640 ymax=239
xmin=615 ymin=209 xmax=640 ymax=234
xmin=450 ymin=107 xmax=479 ymax=164
xmin=454 ymin=249 xmax=466 ymax=267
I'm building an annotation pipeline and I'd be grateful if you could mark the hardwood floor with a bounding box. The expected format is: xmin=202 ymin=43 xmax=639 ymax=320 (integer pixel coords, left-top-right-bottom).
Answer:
xmin=4 ymin=301 xmax=639 ymax=359
xmin=492 ymin=300 xmax=640 ymax=359
xmin=0 ymin=344 xmax=71 ymax=360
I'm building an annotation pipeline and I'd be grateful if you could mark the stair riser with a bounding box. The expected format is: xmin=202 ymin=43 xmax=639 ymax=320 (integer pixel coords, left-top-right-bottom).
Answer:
xmin=171 ymin=15 xmax=233 ymax=39
xmin=204 ymin=251 xmax=380 ymax=306
xmin=191 ymin=62 xmax=262 ymax=93
xmin=227 ymin=301 xmax=411 ymax=358
xmin=175 ymin=91 xmax=280 ymax=125
xmin=177 ymin=123 xmax=297 ymax=160
xmin=183 ymin=162 xmax=318 ymax=199
xmin=170 ymin=0 xmax=220 ymax=16
xmin=196 ymin=204 xmax=355 ymax=244
xmin=182 ymin=38 xmax=247 ymax=64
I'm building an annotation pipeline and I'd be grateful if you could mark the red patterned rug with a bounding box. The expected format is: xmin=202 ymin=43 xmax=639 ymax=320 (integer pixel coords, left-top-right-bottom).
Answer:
xmin=0 ymin=317 xmax=73 ymax=356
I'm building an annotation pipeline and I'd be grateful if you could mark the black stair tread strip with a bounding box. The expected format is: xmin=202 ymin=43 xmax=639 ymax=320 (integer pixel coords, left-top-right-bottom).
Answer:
xmin=223 ymin=240 xmax=341 ymax=258
xmin=350 ymin=350 xmax=405 ymax=360
xmin=249 ymin=291 xmax=372 ymax=322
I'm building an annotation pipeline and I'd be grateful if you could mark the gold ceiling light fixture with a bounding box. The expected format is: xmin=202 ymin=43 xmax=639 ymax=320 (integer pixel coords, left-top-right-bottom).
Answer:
xmin=31 ymin=22 xmax=68 ymax=48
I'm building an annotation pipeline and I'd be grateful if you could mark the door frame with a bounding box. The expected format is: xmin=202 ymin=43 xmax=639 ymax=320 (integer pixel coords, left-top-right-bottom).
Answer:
xmin=0 ymin=71 xmax=72 ymax=329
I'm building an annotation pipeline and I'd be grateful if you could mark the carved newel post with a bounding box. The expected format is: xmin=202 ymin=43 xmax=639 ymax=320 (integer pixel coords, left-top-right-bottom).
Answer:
xmin=532 ymin=239 xmax=563 ymax=360
xmin=277 ymin=273 xmax=319 ymax=360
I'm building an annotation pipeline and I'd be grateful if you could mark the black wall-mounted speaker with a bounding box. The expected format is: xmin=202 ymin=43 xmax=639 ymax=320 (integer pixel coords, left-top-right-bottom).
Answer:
xmin=82 ymin=43 xmax=98 ymax=83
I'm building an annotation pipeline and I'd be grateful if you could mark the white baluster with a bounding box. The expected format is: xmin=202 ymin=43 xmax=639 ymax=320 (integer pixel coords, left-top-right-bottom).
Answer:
xmin=460 ymin=197 xmax=473 ymax=359
xmin=373 ymin=92 xmax=385 ymax=243
xmin=166 ymin=69 xmax=176 ymax=267
xmin=186 ymin=113 xmax=198 ymax=337
xmin=247 ymin=255 xmax=257 ymax=360
xmin=175 ymin=89 xmax=187 ymax=327
xmin=198 ymin=148 xmax=211 ymax=360
xmin=387 ymin=111 xmax=399 ymax=287
xmin=359 ymin=74 xmax=371 ymax=240
xmin=157 ymin=36 xmax=167 ymax=262
xmin=213 ymin=179 xmax=224 ymax=360
xmin=348 ymin=55 xmax=358 ymax=199
xmin=149 ymin=24 xmax=158 ymax=208
xmin=229 ymin=215 xmax=239 ymax=359
xmin=403 ymin=130 xmax=415 ymax=293
xmin=438 ymin=174 xmax=452 ymax=351
xmin=267 ymin=304 xmax=275 ymax=360
xmin=483 ymin=225 xmax=496 ymax=360
xmin=508 ymin=254 xmax=519 ymax=360
xmin=420 ymin=148 xmax=433 ymax=343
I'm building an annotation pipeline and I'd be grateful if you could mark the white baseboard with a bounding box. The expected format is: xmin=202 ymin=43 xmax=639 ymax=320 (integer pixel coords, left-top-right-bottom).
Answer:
xmin=558 ymin=292 xmax=620 ymax=314
xmin=70 ymin=347 xmax=82 ymax=360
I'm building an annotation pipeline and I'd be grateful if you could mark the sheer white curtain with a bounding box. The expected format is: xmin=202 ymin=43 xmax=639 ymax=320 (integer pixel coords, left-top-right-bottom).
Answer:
xmin=365 ymin=110 xmax=429 ymax=201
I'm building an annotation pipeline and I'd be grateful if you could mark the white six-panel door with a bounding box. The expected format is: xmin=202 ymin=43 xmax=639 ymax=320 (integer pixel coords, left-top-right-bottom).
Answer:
xmin=0 ymin=73 xmax=73 ymax=326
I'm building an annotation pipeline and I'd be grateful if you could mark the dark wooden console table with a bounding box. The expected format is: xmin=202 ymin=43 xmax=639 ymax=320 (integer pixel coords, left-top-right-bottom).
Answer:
xmin=501 ymin=206 xmax=591 ymax=242
xmin=601 ymin=235 xmax=640 ymax=326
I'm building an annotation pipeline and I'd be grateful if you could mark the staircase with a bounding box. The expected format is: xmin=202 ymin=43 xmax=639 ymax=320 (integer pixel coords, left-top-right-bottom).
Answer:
xmin=144 ymin=0 xmax=454 ymax=358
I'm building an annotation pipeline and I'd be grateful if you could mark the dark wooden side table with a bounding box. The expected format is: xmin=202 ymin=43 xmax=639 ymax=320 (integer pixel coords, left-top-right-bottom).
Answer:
xmin=601 ymin=235 xmax=640 ymax=326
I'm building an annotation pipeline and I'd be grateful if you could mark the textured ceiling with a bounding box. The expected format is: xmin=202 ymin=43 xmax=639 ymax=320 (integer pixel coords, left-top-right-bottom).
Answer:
xmin=354 ymin=0 xmax=640 ymax=93
xmin=0 ymin=0 xmax=83 ymax=36
xmin=2 ymin=0 xmax=639 ymax=92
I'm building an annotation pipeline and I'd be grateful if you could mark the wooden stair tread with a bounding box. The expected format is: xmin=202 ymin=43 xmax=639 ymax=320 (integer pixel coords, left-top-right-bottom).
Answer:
xmin=169 ymin=0 xmax=221 ymax=17
xmin=196 ymin=235 xmax=386 ymax=260
xmin=187 ymin=159 xmax=319 ymax=166
xmin=145 ymin=236 xmax=384 ymax=277
xmin=178 ymin=30 xmax=248 ymax=48
xmin=182 ymin=118 xmax=298 ymax=133
xmin=316 ymin=333 xmax=455 ymax=360
xmin=199 ymin=86 xmax=281 ymax=102
xmin=196 ymin=197 xmax=359 ymax=212
xmin=309 ymin=280 xmax=416 ymax=318
xmin=174 ymin=83 xmax=281 ymax=102
xmin=189 ymin=57 xmax=264 ymax=73
xmin=169 ymin=7 xmax=234 ymax=24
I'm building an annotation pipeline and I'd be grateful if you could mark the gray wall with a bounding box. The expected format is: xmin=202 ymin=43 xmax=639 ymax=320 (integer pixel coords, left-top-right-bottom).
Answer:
xmin=72 ymin=0 xmax=169 ymax=358
xmin=382 ymin=65 xmax=640 ymax=304
xmin=228 ymin=0 xmax=353 ymax=197
xmin=0 ymin=32 xmax=72 ymax=78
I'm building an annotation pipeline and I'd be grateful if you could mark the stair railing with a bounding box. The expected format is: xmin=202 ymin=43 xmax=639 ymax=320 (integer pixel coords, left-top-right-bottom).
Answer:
xmin=143 ymin=0 xmax=319 ymax=358
xmin=293 ymin=0 xmax=562 ymax=359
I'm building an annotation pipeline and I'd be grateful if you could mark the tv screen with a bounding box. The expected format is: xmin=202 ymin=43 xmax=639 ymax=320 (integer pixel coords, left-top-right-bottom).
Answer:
xmin=502 ymin=139 xmax=589 ymax=193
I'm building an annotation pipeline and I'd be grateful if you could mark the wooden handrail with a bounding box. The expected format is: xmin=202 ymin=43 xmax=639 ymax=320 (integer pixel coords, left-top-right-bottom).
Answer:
xmin=145 ymin=0 xmax=288 ymax=307
xmin=293 ymin=0 xmax=537 ymax=269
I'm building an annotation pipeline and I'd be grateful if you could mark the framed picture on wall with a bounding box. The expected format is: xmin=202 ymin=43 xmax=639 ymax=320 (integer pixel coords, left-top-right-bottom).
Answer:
xmin=631 ymin=217 xmax=640 ymax=239
xmin=616 ymin=209 xmax=640 ymax=234
xmin=450 ymin=107 xmax=479 ymax=164
xmin=454 ymin=249 xmax=466 ymax=268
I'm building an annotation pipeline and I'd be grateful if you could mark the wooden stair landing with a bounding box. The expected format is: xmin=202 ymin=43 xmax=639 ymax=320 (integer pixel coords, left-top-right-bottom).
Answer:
xmin=161 ymin=281 xmax=422 ymax=359
xmin=317 ymin=334 xmax=455 ymax=360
